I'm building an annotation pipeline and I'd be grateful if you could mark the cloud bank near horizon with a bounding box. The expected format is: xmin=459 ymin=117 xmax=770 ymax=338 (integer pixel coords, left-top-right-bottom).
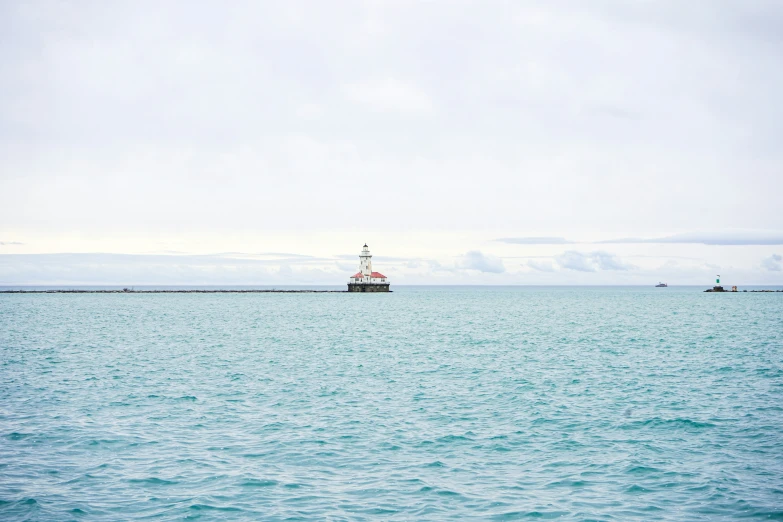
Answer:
xmin=598 ymin=230 xmax=783 ymax=246
xmin=1 ymin=250 xmax=780 ymax=286
xmin=497 ymin=230 xmax=783 ymax=246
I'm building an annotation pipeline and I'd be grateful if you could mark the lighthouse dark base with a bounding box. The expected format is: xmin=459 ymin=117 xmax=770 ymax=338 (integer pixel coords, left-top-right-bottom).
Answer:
xmin=347 ymin=283 xmax=390 ymax=293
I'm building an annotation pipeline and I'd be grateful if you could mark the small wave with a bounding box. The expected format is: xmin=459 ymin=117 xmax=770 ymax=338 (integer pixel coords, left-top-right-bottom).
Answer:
xmin=282 ymin=495 xmax=322 ymax=503
xmin=744 ymin=510 xmax=783 ymax=519
xmin=436 ymin=489 xmax=463 ymax=497
xmin=4 ymin=432 xmax=33 ymax=440
xmin=622 ymin=417 xmax=716 ymax=430
xmin=189 ymin=504 xmax=242 ymax=512
xmin=491 ymin=510 xmax=570 ymax=519
xmin=358 ymin=507 xmax=399 ymax=515
xmin=625 ymin=465 xmax=661 ymax=474
xmin=437 ymin=434 xmax=472 ymax=443
xmin=545 ymin=479 xmax=587 ymax=488
xmin=531 ymin=417 xmax=553 ymax=426
xmin=88 ymin=439 xmax=124 ymax=446
xmin=241 ymin=453 xmax=270 ymax=459
xmin=128 ymin=477 xmax=177 ymax=485
xmin=240 ymin=479 xmax=278 ymax=487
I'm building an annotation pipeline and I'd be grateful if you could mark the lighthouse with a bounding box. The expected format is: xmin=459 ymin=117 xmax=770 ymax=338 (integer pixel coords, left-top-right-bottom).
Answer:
xmin=348 ymin=244 xmax=390 ymax=292
xmin=359 ymin=244 xmax=373 ymax=276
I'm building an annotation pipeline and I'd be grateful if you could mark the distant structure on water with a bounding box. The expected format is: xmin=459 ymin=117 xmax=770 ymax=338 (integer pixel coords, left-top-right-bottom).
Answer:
xmin=348 ymin=244 xmax=390 ymax=292
xmin=655 ymin=282 xmax=668 ymax=287
xmin=706 ymin=273 xmax=739 ymax=292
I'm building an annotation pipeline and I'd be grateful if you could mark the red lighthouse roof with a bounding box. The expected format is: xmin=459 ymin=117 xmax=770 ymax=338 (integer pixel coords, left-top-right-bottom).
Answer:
xmin=351 ymin=272 xmax=363 ymax=278
xmin=370 ymin=272 xmax=386 ymax=278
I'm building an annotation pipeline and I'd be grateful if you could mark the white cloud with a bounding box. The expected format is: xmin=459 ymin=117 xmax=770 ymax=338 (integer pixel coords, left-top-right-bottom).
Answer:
xmin=457 ymin=251 xmax=505 ymax=274
xmin=497 ymin=237 xmax=573 ymax=245
xmin=343 ymin=77 xmax=433 ymax=113
xmin=591 ymin=251 xmax=635 ymax=271
xmin=335 ymin=261 xmax=356 ymax=272
xmin=427 ymin=259 xmax=454 ymax=273
xmin=555 ymin=251 xmax=635 ymax=272
xmin=761 ymin=254 xmax=782 ymax=272
xmin=294 ymin=103 xmax=323 ymax=120
xmin=527 ymin=259 xmax=556 ymax=272
xmin=556 ymin=251 xmax=598 ymax=272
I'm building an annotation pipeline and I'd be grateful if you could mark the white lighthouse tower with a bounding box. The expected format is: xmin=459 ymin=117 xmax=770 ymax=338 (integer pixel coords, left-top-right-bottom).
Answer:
xmin=359 ymin=244 xmax=373 ymax=276
xmin=348 ymin=244 xmax=390 ymax=292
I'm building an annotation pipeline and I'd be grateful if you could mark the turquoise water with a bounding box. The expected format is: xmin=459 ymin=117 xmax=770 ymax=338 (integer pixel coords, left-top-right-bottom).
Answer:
xmin=1 ymin=286 xmax=782 ymax=520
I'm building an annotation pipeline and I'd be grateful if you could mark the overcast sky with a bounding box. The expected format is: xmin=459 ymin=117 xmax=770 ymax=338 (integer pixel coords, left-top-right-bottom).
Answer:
xmin=1 ymin=1 xmax=782 ymax=285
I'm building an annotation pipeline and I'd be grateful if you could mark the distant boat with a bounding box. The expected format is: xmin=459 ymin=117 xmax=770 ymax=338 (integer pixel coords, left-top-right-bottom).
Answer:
xmin=655 ymin=282 xmax=668 ymax=287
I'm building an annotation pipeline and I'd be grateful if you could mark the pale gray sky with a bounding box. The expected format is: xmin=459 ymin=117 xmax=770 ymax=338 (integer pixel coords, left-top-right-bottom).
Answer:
xmin=1 ymin=1 xmax=781 ymax=285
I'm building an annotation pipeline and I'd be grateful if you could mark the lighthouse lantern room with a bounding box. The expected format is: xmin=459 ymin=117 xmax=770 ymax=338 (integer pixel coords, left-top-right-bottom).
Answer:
xmin=348 ymin=244 xmax=390 ymax=292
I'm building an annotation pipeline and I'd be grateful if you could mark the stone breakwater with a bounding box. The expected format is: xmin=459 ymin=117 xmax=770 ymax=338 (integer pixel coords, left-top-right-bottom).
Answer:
xmin=704 ymin=287 xmax=782 ymax=293
xmin=0 ymin=289 xmax=347 ymax=294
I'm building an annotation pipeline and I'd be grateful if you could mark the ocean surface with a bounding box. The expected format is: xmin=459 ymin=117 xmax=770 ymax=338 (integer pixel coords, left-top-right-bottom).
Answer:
xmin=1 ymin=286 xmax=782 ymax=520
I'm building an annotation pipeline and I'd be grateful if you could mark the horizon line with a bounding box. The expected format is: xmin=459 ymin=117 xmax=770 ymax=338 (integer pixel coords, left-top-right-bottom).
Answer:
xmin=1 ymin=284 xmax=778 ymax=288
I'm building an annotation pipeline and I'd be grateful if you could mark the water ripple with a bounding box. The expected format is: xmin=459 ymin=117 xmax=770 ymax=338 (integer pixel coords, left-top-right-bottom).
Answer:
xmin=1 ymin=287 xmax=782 ymax=520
